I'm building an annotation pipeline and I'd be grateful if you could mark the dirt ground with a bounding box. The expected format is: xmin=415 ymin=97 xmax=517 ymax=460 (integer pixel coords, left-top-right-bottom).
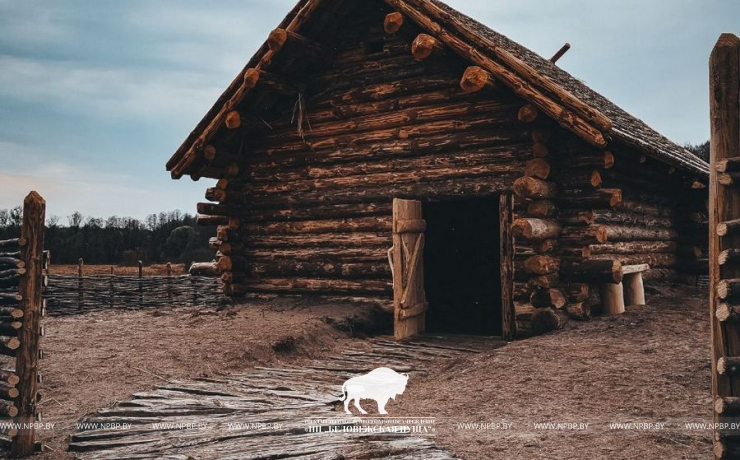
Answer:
xmin=31 ymin=298 xmax=385 ymax=459
xmin=25 ymin=284 xmax=711 ymax=459
xmin=396 ymin=284 xmax=713 ymax=459
xmin=49 ymin=264 xmax=188 ymax=276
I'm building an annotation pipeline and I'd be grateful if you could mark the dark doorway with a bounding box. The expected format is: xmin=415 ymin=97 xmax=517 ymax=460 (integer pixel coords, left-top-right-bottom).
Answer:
xmin=423 ymin=197 xmax=502 ymax=336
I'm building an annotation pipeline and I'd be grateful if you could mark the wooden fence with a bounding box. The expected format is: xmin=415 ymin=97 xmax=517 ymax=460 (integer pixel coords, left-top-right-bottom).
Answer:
xmin=44 ymin=261 xmax=223 ymax=315
xmin=709 ymin=33 xmax=740 ymax=459
xmin=0 ymin=192 xmax=45 ymax=456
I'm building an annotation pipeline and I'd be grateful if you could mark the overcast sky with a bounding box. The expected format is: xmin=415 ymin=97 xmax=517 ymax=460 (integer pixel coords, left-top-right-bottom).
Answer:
xmin=0 ymin=0 xmax=738 ymax=221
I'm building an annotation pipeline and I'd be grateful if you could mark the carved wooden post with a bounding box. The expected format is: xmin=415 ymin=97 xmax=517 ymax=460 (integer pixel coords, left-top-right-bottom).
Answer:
xmin=709 ymin=33 xmax=740 ymax=459
xmin=12 ymin=191 xmax=45 ymax=456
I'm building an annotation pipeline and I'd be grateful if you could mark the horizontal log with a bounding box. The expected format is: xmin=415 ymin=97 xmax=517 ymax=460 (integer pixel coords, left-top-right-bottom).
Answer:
xmin=228 ymin=278 xmax=392 ymax=295
xmin=0 ymin=335 xmax=19 ymax=353
xmin=557 ymin=188 xmax=622 ymax=209
xmin=0 ymin=320 xmax=21 ymax=336
xmin=0 ymin=238 xmax=24 ymax=249
xmin=0 ymin=294 xmax=22 ymax=306
xmin=237 ymin=261 xmax=391 ymax=279
xmin=513 ymin=177 xmax=557 ymax=199
xmin=589 ymin=252 xmax=677 ymax=269
xmin=560 ymin=210 xmax=673 ymax=228
xmin=0 ymin=400 xmax=17 ymax=417
xmin=0 ymin=258 xmax=23 ymax=269
xmin=561 ymin=259 xmax=623 ymax=283
xmin=0 ymin=369 xmax=19 ymax=386
xmin=716 ymin=303 xmax=740 ymax=322
xmin=0 ymin=307 xmax=23 ymax=318
xmin=189 ymin=262 xmax=218 ymax=277
xmin=718 ymin=279 xmax=740 ymax=300
xmin=524 ymin=158 xmax=550 ymax=179
xmin=720 ymin=248 xmax=740 ymax=265
xmin=560 ymin=226 xmax=608 ymax=244
xmin=718 ymin=218 xmax=740 ymax=236
xmin=244 ymin=202 xmax=393 ymax=223
xmin=267 ymin=28 xmax=322 ymax=59
xmin=718 ymin=357 xmax=740 ymax=376
xmin=245 ymin=217 xmax=391 ymax=235
xmin=552 ymin=170 xmax=602 ymax=188
xmin=716 ymin=158 xmax=740 ymax=173
xmin=526 ymin=200 xmax=557 ymax=218
xmin=716 ymin=397 xmax=740 ymax=415
xmin=615 ymin=199 xmax=673 ymax=217
xmin=242 ymin=247 xmax=387 ymax=263
xmin=531 ymin=288 xmax=566 ymax=308
xmin=523 ymin=255 xmax=560 ymax=275
xmin=563 ymin=283 xmax=590 ymax=303
xmin=242 ymin=233 xmax=391 ymax=249
xmin=587 ymin=241 xmax=677 ymax=255
xmin=0 ymin=382 xmax=18 ymax=400
xmin=196 ymin=215 xmax=230 ymax=226
xmin=602 ymin=225 xmax=678 ymax=242
xmin=511 ymin=218 xmax=561 ymax=241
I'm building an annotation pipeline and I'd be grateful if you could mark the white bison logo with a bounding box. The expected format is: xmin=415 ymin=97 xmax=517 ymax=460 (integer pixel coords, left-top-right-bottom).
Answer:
xmin=339 ymin=367 xmax=409 ymax=415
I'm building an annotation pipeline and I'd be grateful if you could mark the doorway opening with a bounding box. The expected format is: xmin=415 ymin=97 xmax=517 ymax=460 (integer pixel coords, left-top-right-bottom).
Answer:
xmin=423 ymin=196 xmax=502 ymax=336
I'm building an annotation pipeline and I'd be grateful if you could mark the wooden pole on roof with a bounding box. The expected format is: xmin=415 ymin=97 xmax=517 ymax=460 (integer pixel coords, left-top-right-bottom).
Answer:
xmin=549 ymin=43 xmax=571 ymax=63
xmin=708 ymin=33 xmax=740 ymax=458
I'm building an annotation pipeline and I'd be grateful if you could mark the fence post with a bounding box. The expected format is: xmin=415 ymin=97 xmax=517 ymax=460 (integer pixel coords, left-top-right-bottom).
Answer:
xmin=12 ymin=191 xmax=45 ymax=456
xmin=77 ymin=258 xmax=83 ymax=312
xmin=138 ymin=260 xmax=143 ymax=307
xmin=166 ymin=262 xmax=172 ymax=303
xmin=110 ymin=266 xmax=114 ymax=309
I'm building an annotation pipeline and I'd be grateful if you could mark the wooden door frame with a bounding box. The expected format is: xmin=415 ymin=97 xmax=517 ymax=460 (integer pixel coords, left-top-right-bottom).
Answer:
xmin=500 ymin=193 xmax=516 ymax=340
xmin=392 ymin=194 xmax=515 ymax=339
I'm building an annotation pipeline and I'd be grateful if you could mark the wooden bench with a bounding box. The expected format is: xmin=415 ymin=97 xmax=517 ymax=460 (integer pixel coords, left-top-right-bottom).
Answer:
xmin=600 ymin=264 xmax=650 ymax=315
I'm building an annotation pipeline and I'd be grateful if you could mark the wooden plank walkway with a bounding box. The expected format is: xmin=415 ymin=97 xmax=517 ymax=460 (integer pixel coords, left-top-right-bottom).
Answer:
xmin=70 ymin=335 xmax=503 ymax=459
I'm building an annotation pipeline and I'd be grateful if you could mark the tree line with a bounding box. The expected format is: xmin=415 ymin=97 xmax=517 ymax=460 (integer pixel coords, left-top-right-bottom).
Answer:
xmin=0 ymin=209 xmax=215 ymax=266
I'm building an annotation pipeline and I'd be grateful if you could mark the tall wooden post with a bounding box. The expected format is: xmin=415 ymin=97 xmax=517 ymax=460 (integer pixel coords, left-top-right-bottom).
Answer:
xmin=12 ymin=192 xmax=45 ymax=456
xmin=392 ymin=199 xmax=427 ymax=340
xmin=500 ymin=194 xmax=516 ymax=340
xmin=709 ymin=33 xmax=740 ymax=459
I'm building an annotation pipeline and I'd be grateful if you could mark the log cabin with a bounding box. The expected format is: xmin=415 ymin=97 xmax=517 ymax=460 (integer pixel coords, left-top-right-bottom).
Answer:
xmin=166 ymin=0 xmax=709 ymax=340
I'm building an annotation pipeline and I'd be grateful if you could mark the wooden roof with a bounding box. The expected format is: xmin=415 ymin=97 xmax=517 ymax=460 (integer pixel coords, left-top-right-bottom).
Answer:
xmin=166 ymin=0 xmax=709 ymax=178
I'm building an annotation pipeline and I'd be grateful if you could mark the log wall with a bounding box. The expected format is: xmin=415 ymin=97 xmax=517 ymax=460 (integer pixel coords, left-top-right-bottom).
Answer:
xmin=189 ymin=1 xmax=708 ymax=337
xmin=198 ymin=4 xmax=534 ymax=309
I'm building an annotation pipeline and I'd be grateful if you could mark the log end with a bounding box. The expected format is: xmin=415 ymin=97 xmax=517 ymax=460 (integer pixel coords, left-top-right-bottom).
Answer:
xmin=411 ymin=33 xmax=438 ymax=61
xmin=718 ymin=223 xmax=729 ymax=237
xmin=460 ymin=66 xmax=492 ymax=93
xmin=590 ymin=170 xmax=602 ymax=187
xmin=524 ymin=158 xmax=551 ymax=179
xmin=718 ymin=280 xmax=730 ymax=300
xmin=718 ymin=357 xmax=727 ymax=375
xmin=604 ymin=150 xmax=615 ymax=169
xmin=267 ymin=28 xmax=288 ymax=52
xmin=518 ymin=104 xmax=539 ymax=123
xmin=717 ymin=303 xmax=731 ymax=322
xmin=224 ymin=111 xmax=241 ymax=130
xmin=384 ymin=12 xmax=403 ymax=34
xmin=715 ymin=397 xmax=726 ymax=414
xmin=244 ymin=68 xmax=260 ymax=89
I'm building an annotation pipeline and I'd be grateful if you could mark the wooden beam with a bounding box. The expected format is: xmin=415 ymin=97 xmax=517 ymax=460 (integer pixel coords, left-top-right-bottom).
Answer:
xmin=267 ymin=28 xmax=322 ymax=58
xmin=549 ymin=43 xmax=571 ymax=63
